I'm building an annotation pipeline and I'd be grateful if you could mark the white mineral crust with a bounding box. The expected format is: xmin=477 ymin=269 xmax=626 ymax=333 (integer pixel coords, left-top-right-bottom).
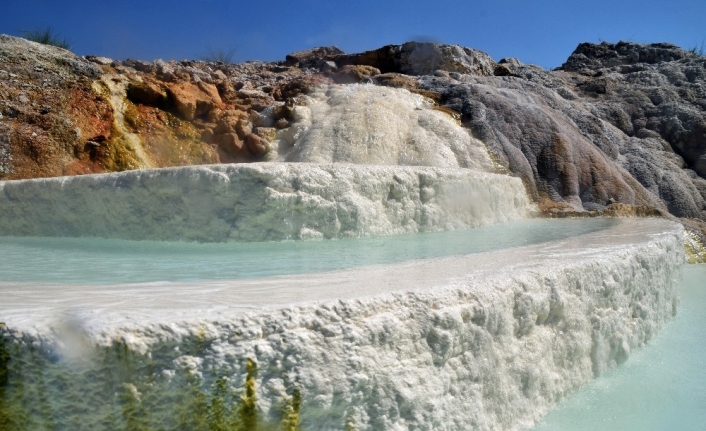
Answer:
xmin=272 ymin=84 xmax=495 ymax=172
xmin=0 ymin=162 xmax=530 ymax=242
xmin=0 ymin=219 xmax=684 ymax=431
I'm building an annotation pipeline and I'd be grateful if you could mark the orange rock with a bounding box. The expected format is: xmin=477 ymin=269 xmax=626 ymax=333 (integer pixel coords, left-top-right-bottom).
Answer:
xmin=372 ymin=73 xmax=419 ymax=90
xmin=246 ymin=133 xmax=268 ymax=155
xmin=214 ymin=133 xmax=247 ymax=156
xmin=213 ymin=110 xmax=244 ymax=134
xmin=214 ymin=118 xmax=235 ymax=135
xmin=166 ymin=81 xmax=223 ymax=121
xmin=235 ymin=119 xmax=253 ymax=138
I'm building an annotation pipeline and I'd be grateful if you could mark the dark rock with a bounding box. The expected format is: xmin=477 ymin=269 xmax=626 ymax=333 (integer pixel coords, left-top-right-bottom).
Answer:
xmin=285 ymin=46 xmax=344 ymax=68
xmin=493 ymin=64 xmax=517 ymax=77
xmin=126 ymin=81 xmax=168 ymax=106
xmin=561 ymin=41 xmax=693 ymax=72
xmin=319 ymin=61 xmax=338 ymax=72
xmin=333 ymin=42 xmax=496 ymax=76
xmin=499 ymin=58 xmax=523 ymax=67
xmin=122 ymin=59 xmax=154 ymax=73
xmin=246 ymin=133 xmax=268 ymax=155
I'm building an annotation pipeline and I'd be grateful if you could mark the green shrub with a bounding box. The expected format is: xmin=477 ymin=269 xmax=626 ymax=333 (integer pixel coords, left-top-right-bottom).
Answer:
xmin=20 ymin=27 xmax=71 ymax=50
xmin=198 ymin=46 xmax=237 ymax=64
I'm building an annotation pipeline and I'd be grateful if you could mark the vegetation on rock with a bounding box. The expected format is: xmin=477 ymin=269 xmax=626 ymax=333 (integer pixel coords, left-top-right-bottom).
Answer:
xmin=20 ymin=27 xmax=70 ymax=50
xmin=198 ymin=47 xmax=237 ymax=65
xmin=0 ymin=328 xmax=303 ymax=431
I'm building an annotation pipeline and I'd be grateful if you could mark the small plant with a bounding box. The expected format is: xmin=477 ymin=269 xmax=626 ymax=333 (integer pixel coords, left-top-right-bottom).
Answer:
xmin=20 ymin=27 xmax=71 ymax=50
xmin=198 ymin=46 xmax=237 ymax=64
xmin=688 ymin=39 xmax=705 ymax=56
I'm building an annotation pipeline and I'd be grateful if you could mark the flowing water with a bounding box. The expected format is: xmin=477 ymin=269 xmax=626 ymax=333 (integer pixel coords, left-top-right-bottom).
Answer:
xmin=532 ymin=264 xmax=706 ymax=431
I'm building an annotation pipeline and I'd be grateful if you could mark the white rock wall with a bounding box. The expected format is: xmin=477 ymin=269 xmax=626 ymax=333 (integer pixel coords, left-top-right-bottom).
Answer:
xmin=169 ymin=221 xmax=682 ymax=430
xmin=0 ymin=162 xmax=530 ymax=242
xmin=0 ymin=220 xmax=683 ymax=431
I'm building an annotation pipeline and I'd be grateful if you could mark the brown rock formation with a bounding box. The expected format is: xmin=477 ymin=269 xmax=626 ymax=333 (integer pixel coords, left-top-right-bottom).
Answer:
xmin=165 ymin=81 xmax=223 ymax=121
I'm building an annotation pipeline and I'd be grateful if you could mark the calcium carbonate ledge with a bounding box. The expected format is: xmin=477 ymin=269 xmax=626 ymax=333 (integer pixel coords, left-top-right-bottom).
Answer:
xmin=0 ymin=162 xmax=530 ymax=242
xmin=0 ymin=218 xmax=684 ymax=431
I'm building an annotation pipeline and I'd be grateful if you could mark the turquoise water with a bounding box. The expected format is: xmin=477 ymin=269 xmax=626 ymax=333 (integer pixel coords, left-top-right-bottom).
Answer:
xmin=0 ymin=218 xmax=617 ymax=285
xmin=532 ymin=264 xmax=706 ymax=431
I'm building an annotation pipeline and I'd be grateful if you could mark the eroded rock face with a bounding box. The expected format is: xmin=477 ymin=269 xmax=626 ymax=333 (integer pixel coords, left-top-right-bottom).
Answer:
xmin=285 ymin=46 xmax=344 ymax=68
xmin=1 ymin=35 xmax=705 ymax=234
xmin=414 ymin=42 xmax=706 ymax=223
xmin=165 ymin=81 xmax=223 ymax=121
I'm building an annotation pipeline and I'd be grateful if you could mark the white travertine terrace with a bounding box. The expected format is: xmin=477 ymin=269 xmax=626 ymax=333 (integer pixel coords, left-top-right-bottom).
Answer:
xmin=0 ymin=219 xmax=684 ymax=430
xmin=0 ymin=162 xmax=530 ymax=242
xmin=0 ymin=83 xmax=687 ymax=430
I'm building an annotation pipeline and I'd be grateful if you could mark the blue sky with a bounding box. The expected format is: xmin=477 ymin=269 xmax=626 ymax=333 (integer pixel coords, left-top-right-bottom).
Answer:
xmin=2 ymin=0 xmax=704 ymax=69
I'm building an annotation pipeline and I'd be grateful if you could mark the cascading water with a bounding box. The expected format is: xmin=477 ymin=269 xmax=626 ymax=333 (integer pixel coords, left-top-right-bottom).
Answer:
xmin=0 ymin=84 xmax=688 ymax=431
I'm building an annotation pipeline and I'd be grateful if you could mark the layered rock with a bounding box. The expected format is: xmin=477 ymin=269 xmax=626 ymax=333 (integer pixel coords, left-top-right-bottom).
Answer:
xmin=332 ymin=42 xmax=497 ymax=76
xmin=1 ymin=35 xmax=706 ymax=242
xmin=414 ymin=43 xmax=706 ymax=223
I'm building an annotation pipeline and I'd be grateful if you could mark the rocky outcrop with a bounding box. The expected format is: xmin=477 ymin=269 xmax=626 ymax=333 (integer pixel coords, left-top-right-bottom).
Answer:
xmin=561 ymin=41 xmax=693 ymax=72
xmin=333 ymin=42 xmax=496 ymax=76
xmin=561 ymin=42 xmax=706 ymax=182
xmin=285 ymin=46 xmax=344 ymax=68
xmin=165 ymin=80 xmax=223 ymax=121
xmin=413 ymin=42 xmax=706 ymax=233
xmin=1 ymin=35 xmax=705 ymax=238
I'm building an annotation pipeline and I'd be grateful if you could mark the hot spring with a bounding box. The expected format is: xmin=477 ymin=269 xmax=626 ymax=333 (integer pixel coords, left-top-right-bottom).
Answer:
xmin=0 ymin=84 xmax=692 ymax=430
xmin=0 ymin=212 xmax=685 ymax=431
